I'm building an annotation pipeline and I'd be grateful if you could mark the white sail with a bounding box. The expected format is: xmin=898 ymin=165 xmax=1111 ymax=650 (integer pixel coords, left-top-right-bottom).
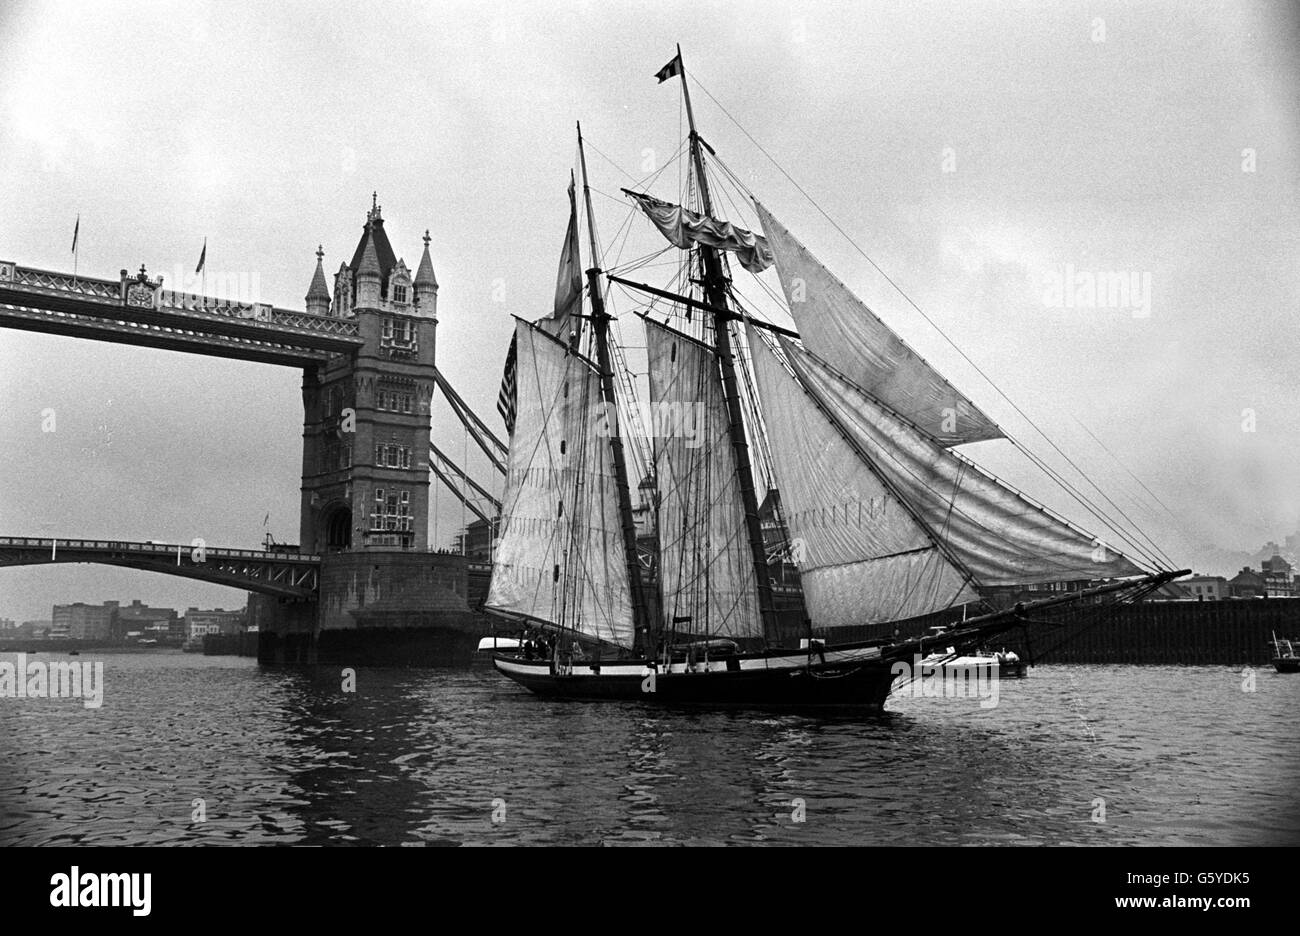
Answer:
xmin=645 ymin=318 xmax=764 ymax=641
xmin=486 ymin=320 xmax=635 ymax=648
xmin=754 ymin=199 xmax=1002 ymax=446
xmin=746 ymin=329 xmax=977 ymax=627
xmin=773 ymin=333 xmax=1146 ymax=587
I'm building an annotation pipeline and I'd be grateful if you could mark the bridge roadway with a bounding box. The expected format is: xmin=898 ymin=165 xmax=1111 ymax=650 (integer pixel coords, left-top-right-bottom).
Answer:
xmin=0 ymin=261 xmax=363 ymax=366
xmin=0 ymin=536 xmax=321 ymax=599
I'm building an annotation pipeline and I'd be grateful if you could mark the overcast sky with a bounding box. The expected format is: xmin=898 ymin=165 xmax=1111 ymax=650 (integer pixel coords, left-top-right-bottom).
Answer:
xmin=1 ymin=0 xmax=1297 ymax=623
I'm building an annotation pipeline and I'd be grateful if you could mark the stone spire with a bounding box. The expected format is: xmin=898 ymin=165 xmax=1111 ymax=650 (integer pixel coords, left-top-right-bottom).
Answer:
xmin=305 ymin=245 xmax=331 ymax=315
xmin=355 ymin=222 xmax=382 ymax=307
xmin=413 ymin=229 xmax=438 ymax=317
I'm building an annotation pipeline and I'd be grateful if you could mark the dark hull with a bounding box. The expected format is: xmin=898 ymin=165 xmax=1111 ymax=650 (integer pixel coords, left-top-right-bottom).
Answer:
xmin=1273 ymin=658 xmax=1300 ymax=673
xmin=492 ymin=652 xmax=898 ymax=711
xmin=490 ymin=572 xmax=1192 ymax=709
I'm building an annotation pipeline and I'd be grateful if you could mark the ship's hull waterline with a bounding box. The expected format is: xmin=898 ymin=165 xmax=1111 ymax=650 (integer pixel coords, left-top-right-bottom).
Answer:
xmin=492 ymin=644 xmax=901 ymax=710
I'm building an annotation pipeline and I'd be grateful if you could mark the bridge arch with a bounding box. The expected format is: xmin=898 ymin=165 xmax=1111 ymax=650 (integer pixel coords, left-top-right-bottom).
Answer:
xmin=323 ymin=503 xmax=352 ymax=552
xmin=0 ymin=537 xmax=319 ymax=599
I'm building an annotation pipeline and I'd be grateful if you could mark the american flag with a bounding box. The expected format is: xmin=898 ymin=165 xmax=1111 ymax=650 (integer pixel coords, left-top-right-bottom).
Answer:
xmin=496 ymin=331 xmax=517 ymax=435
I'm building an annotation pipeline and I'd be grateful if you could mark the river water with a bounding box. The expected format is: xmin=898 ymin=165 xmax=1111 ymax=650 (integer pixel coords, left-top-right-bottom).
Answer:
xmin=1 ymin=650 xmax=1296 ymax=846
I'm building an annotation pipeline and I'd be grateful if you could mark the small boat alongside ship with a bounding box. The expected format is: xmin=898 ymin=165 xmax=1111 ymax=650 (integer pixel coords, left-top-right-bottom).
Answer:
xmin=1271 ymin=632 xmax=1299 ymax=673
xmin=919 ymin=648 xmax=1026 ymax=678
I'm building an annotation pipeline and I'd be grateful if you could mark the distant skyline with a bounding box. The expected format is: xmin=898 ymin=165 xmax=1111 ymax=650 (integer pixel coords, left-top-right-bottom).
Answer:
xmin=2 ymin=595 xmax=234 ymax=624
xmin=2 ymin=0 xmax=1298 ymax=622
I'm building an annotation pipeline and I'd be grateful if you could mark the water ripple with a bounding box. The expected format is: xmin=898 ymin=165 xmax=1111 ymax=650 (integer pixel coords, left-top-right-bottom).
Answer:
xmin=1 ymin=654 xmax=1297 ymax=845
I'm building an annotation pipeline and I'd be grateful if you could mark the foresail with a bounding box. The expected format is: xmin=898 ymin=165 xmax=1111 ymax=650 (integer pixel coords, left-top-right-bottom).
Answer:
xmin=645 ymin=318 xmax=764 ymax=641
xmin=486 ymin=321 xmax=635 ymax=648
xmin=776 ymin=334 xmax=1146 ymax=587
xmin=753 ymin=199 xmax=1002 ymax=446
xmin=745 ymin=329 xmax=977 ymax=627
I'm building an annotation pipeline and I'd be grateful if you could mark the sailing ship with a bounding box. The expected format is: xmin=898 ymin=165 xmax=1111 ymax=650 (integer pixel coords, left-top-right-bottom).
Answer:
xmin=483 ymin=48 xmax=1187 ymax=709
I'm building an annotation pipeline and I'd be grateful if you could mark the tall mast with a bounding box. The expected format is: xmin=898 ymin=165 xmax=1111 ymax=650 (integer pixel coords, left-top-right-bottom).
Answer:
xmin=674 ymin=48 xmax=780 ymax=646
xmin=577 ymin=122 xmax=656 ymax=657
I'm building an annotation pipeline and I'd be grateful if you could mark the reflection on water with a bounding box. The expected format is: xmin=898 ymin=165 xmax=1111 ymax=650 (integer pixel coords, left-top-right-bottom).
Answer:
xmin=1 ymin=651 xmax=1297 ymax=845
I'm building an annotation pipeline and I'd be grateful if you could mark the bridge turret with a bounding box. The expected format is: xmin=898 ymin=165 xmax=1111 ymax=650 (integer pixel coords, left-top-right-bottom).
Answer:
xmin=300 ymin=197 xmax=435 ymax=556
xmin=355 ymin=223 xmax=382 ymax=308
xmin=332 ymin=263 xmax=352 ymax=318
xmin=413 ymin=230 xmax=438 ymax=320
xmin=305 ymin=245 xmax=331 ymax=316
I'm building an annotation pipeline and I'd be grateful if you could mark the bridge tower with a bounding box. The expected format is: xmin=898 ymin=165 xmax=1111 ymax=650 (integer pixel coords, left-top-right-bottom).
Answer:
xmin=0 ymin=197 xmax=489 ymax=665
xmin=299 ymin=197 xmax=438 ymax=555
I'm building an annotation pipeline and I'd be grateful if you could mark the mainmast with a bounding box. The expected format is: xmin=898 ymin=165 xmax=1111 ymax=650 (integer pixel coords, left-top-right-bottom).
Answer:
xmin=577 ymin=123 xmax=656 ymax=657
xmin=673 ymin=48 xmax=780 ymax=646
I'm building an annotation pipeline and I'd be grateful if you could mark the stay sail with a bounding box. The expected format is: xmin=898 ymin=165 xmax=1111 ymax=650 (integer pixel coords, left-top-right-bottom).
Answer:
xmin=745 ymin=323 xmax=1144 ymax=629
xmin=753 ymin=199 xmax=1002 ymax=446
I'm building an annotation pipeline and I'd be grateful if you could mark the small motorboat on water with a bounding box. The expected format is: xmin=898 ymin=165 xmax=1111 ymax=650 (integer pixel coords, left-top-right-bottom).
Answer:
xmin=919 ymin=647 xmax=1026 ymax=678
xmin=1270 ymin=632 xmax=1299 ymax=673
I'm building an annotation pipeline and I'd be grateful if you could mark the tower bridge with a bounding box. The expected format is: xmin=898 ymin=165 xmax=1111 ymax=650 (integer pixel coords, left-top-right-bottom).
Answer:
xmin=1 ymin=200 xmax=504 ymax=664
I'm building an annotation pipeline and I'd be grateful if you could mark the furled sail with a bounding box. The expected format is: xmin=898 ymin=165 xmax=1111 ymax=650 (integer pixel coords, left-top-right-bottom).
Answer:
xmin=645 ymin=317 xmax=764 ymax=641
xmin=746 ymin=329 xmax=978 ymax=627
xmin=753 ymin=199 xmax=1002 ymax=446
xmin=625 ymin=190 xmax=774 ymax=274
xmin=486 ymin=320 xmax=635 ymax=649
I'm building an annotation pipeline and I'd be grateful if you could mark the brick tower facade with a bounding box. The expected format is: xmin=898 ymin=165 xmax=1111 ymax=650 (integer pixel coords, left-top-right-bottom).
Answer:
xmin=299 ymin=198 xmax=439 ymax=554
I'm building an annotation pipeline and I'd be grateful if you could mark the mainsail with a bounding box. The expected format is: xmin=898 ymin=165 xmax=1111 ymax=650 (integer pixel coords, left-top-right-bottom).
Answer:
xmin=645 ymin=317 xmax=764 ymax=642
xmin=485 ymin=320 xmax=635 ymax=649
xmin=746 ymin=329 xmax=1146 ymax=628
xmin=753 ymin=200 xmax=1002 ymax=446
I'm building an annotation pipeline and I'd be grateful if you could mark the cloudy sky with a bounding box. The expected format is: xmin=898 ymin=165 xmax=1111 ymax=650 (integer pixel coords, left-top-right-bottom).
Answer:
xmin=1 ymin=0 xmax=1296 ymax=623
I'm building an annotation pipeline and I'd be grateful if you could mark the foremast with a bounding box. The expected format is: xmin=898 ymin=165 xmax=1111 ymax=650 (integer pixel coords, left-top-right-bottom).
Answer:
xmin=577 ymin=123 xmax=656 ymax=657
xmin=672 ymin=48 xmax=781 ymax=646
